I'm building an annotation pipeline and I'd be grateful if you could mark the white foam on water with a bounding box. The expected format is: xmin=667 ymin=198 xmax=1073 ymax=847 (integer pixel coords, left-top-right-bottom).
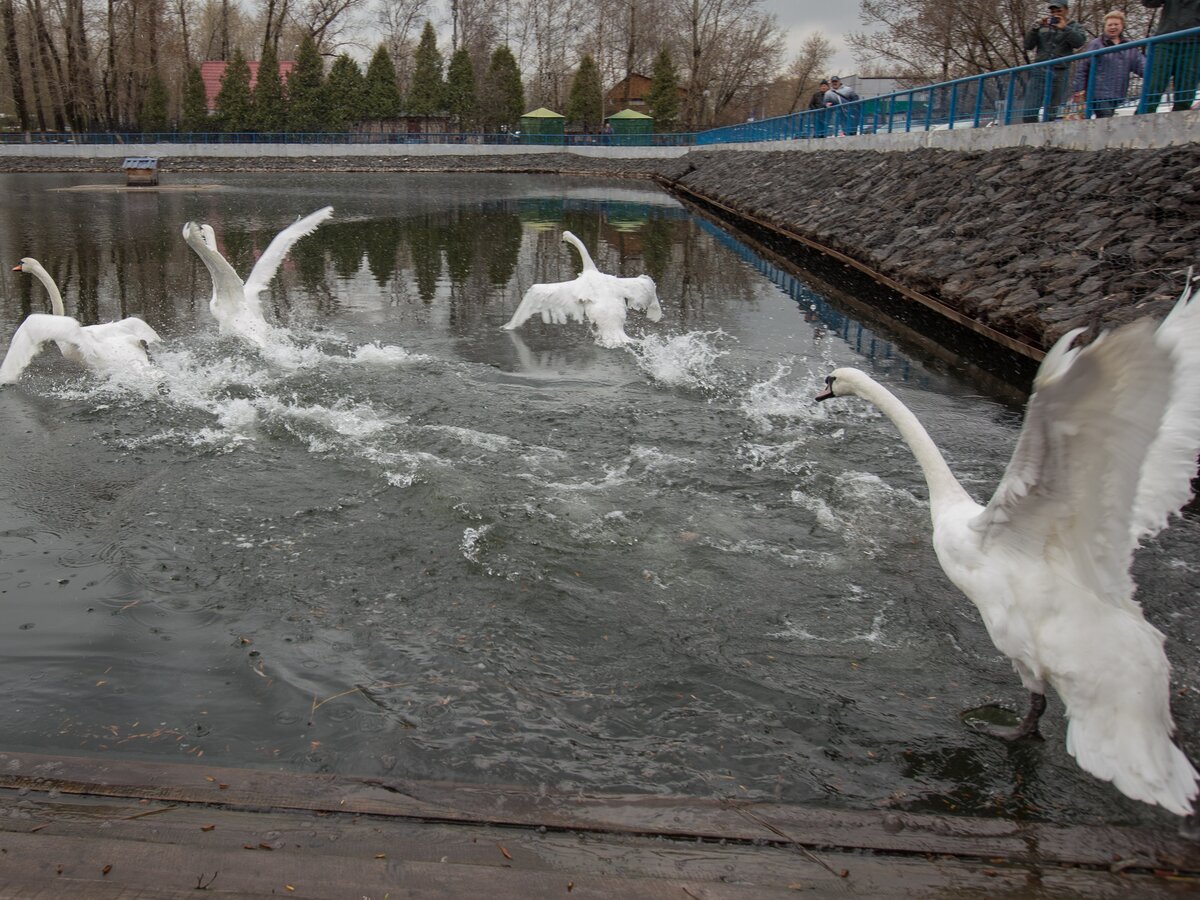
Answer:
xmin=740 ymin=360 xmax=832 ymax=434
xmin=792 ymin=471 xmax=925 ymax=557
xmin=540 ymin=445 xmax=694 ymax=494
xmin=461 ymin=524 xmax=492 ymax=563
xmin=348 ymin=342 xmax=431 ymax=365
xmin=422 ymin=424 xmax=522 ymax=453
xmin=627 ymin=330 xmax=729 ymax=389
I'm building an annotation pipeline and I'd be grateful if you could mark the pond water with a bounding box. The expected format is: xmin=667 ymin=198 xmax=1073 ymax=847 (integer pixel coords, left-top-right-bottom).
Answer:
xmin=0 ymin=172 xmax=1195 ymax=829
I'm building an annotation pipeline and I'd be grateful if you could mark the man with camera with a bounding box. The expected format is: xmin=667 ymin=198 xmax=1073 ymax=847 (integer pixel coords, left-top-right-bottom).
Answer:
xmin=1019 ymin=3 xmax=1087 ymax=122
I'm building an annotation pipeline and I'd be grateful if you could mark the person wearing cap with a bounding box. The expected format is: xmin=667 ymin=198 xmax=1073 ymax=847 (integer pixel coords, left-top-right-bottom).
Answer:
xmin=1071 ymin=11 xmax=1145 ymax=118
xmin=1140 ymin=0 xmax=1200 ymax=113
xmin=823 ymin=76 xmax=861 ymax=136
xmin=808 ymin=79 xmax=830 ymax=137
xmin=1019 ymin=3 xmax=1087 ymax=122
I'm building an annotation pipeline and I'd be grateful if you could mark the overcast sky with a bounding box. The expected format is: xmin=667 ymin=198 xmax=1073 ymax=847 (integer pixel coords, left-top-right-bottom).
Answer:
xmin=761 ymin=1 xmax=864 ymax=77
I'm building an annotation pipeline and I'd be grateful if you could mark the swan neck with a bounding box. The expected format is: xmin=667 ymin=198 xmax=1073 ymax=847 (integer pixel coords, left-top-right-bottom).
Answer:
xmin=26 ymin=261 xmax=65 ymax=315
xmin=564 ymin=233 xmax=597 ymax=271
xmin=856 ymin=377 xmax=971 ymax=511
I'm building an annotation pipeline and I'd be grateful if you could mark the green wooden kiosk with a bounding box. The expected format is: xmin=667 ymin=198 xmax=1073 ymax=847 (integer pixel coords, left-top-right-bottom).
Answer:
xmin=518 ymin=107 xmax=566 ymax=145
xmin=605 ymin=108 xmax=654 ymax=146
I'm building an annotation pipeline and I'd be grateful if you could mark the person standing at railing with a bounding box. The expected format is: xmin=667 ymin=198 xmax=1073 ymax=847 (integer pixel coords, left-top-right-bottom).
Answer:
xmin=1140 ymin=0 xmax=1200 ymax=112
xmin=809 ymin=80 xmax=830 ymax=138
xmin=824 ymin=77 xmax=861 ymax=136
xmin=1070 ymin=11 xmax=1145 ymax=117
xmin=1020 ymin=3 xmax=1087 ymax=122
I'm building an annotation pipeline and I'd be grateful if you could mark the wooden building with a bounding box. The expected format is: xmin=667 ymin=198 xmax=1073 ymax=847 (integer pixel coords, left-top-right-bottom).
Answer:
xmin=605 ymin=72 xmax=688 ymax=116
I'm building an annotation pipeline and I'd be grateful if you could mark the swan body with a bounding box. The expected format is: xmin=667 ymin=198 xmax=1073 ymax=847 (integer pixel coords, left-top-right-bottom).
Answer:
xmin=816 ymin=271 xmax=1200 ymax=816
xmin=182 ymin=206 xmax=333 ymax=346
xmin=1 ymin=258 xmax=160 ymax=384
xmin=501 ymin=231 xmax=661 ymax=348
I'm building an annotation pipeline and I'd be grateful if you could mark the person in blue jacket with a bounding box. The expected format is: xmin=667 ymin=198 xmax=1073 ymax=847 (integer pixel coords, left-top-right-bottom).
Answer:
xmin=1020 ymin=3 xmax=1087 ymax=122
xmin=1071 ymin=11 xmax=1145 ymax=117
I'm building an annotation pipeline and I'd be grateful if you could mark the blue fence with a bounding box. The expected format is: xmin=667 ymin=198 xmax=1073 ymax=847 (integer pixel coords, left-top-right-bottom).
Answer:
xmin=698 ymin=25 xmax=1200 ymax=145
xmin=0 ymin=129 xmax=696 ymax=148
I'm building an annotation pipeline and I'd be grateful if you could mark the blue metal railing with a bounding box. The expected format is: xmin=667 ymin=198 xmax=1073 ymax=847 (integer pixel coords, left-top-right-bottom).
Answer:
xmin=697 ymin=25 xmax=1200 ymax=145
xmin=0 ymin=129 xmax=697 ymax=148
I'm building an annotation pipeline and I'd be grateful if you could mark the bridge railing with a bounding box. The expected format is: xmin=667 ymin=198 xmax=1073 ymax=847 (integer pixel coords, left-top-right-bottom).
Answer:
xmin=697 ymin=25 xmax=1200 ymax=145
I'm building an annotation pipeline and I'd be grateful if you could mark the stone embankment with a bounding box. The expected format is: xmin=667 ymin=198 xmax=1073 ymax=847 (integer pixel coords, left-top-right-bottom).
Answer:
xmin=5 ymin=144 xmax=1198 ymax=353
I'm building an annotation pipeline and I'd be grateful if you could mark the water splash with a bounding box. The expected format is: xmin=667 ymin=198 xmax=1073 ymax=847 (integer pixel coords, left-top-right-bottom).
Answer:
xmin=627 ymin=331 xmax=729 ymax=389
xmin=740 ymin=360 xmax=832 ymax=434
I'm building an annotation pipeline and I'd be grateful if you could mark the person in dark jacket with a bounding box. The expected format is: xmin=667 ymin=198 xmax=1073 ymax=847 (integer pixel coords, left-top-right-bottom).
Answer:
xmin=1019 ymin=2 xmax=1087 ymax=122
xmin=1141 ymin=0 xmax=1200 ymax=112
xmin=808 ymin=79 xmax=830 ymax=137
xmin=1071 ymin=11 xmax=1145 ymax=117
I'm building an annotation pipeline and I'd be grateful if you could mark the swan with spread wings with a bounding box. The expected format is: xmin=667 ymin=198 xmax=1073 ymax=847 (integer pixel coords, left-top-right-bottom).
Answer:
xmin=502 ymin=231 xmax=661 ymax=349
xmin=816 ymin=271 xmax=1200 ymax=816
xmin=182 ymin=206 xmax=333 ymax=347
xmin=1 ymin=257 xmax=159 ymax=385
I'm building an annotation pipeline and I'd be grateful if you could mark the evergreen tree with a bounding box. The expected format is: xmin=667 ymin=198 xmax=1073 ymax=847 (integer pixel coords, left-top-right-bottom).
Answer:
xmin=253 ymin=43 xmax=287 ymax=132
xmin=444 ymin=46 xmax=476 ymax=129
xmin=407 ymin=21 xmax=444 ymax=115
xmin=287 ymin=34 xmax=326 ymax=132
xmin=214 ymin=47 xmax=254 ymax=132
xmin=647 ymin=47 xmax=680 ymax=128
xmin=363 ymin=44 xmax=402 ymax=120
xmin=481 ymin=45 xmax=524 ymax=130
xmin=325 ymin=54 xmax=365 ymax=131
xmin=566 ymin=54 xmax=603 ymax=131
xmin=181 ymin=65 xmax=210 ymax=132
xmin=139 ymin=73 xmax=169 ymax=132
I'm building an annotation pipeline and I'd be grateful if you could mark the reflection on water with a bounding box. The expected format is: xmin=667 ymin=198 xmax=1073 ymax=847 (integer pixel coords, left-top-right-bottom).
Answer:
xmin=0 ymin=172 xmax=1196 ymax=831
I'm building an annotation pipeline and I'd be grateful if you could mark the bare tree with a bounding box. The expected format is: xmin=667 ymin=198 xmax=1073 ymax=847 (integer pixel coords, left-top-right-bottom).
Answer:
xmin=850 ymin=0 xmax=1155 ymax=82
xmin=1 ymin=0 xmax=31 ymax=127
xmin=291 ymin=0 xmax=370 ymax=53
xmin=781 ymin=31 xmax=833 ymax=114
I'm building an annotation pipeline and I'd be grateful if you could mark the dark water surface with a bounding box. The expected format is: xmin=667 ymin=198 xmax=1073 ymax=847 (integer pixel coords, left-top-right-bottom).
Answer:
xmin=0 ymin=172 xmax=1196 ymax=829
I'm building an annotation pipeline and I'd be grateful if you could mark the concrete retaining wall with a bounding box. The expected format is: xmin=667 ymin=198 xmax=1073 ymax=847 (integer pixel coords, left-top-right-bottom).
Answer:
xmin=0 ymin=109 xmax=1194 ymax=159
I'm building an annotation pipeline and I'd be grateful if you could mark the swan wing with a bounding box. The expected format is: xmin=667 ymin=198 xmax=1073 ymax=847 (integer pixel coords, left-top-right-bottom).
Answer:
xmin=622 ymin=274 xmax=662 ymax=322
xmin=0 ymin=314 xmax=84 ymax=384
xmin=971 ymin=319 xmax=1173 ymax=611
xmin=501 ymin=280 xmax=589 ymax=330
xmin=244 ymin=206 xmax=333 ymax=299
xmin=1130 ymin=271 xmax=1200 ymax=544
xmin=86 ymin=317 xmax=161 ymax=346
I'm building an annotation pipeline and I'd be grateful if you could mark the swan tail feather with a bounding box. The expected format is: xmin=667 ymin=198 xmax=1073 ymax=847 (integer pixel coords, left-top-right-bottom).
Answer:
xmin=1059 ymin=618 xmax=1198 ymax=815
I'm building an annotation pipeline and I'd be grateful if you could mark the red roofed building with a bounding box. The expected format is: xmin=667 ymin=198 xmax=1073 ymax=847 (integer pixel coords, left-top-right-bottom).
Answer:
xmin=200 ymin=59 xmax=296 ymax=112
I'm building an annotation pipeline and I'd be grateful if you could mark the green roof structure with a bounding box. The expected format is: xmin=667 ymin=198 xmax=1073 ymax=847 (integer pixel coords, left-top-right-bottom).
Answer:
xmin=605 ymin=108 xmax=653 ymax=146
xmin=518 ymin=107 xmax=566 ymax=145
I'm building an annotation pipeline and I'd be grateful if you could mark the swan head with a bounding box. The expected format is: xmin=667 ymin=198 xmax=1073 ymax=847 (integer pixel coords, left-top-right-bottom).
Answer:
xmin=815 ymin=367 xmax=869 ymax=402
xmin=12 ymin=258 xmax=35 ymax=273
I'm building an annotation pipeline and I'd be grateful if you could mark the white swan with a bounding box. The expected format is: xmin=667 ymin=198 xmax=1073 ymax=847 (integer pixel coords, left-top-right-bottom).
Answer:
xmin=0 ymin=257 xmax=160 ymax=385
xmin=816 ymin=271 xmax=1200 ymax=816
xmin=501 ymin=231 xmax=661 ymax=349
xmin=182 ymin=206 xmax=333 ymax=346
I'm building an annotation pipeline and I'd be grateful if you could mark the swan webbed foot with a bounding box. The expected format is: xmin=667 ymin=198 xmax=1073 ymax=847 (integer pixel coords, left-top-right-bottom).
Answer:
xmin=961 ymin=692 xmax=1047 ymax=742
